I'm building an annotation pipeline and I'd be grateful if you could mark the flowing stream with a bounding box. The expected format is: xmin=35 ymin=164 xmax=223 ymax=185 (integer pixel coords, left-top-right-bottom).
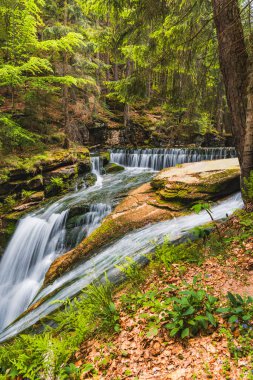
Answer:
xmin=0 ymin=148 xmax=241 ymax=342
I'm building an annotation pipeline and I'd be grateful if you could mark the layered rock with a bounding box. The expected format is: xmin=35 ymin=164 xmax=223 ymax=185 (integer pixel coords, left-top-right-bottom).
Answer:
xmin=44 ymin=158 xmax=240 ymax=285
xmin=0 ymin=147 xmax=91 ymax=253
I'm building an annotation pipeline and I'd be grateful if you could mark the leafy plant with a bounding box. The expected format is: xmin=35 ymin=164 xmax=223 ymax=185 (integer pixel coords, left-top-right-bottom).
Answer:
xmin=0 ymin=195 xmax=17 ymax=214
xmin=191 ymin=202 xmax=222 ymax=238
xmin=81 ymin=278 xmax=120 ymax=333
xmin=21 ymin=189 xmax=34 ymax=201
xmin=46 ymin=177 xmax=66 ymax=195
xmin=165 ymin=279 xmax=218 ymax=339
xmin=217 ymin=293 xmax=253 ymax=326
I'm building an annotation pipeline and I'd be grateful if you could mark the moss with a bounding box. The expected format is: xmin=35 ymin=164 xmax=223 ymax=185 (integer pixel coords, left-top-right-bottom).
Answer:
xmin=105 ymin=163 xmax=124 ymax=174
xmin=100 ymin=151 xmax=110 ymax=165
xmin=84 ymin=173 xmax=97 ymax=187
xmin=151 ymin=179 xmax=166 ymax=190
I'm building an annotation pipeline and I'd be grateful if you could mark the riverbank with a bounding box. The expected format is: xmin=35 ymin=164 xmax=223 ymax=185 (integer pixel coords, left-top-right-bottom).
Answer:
xmin=1 ymin=206 xmax=253 ymax=379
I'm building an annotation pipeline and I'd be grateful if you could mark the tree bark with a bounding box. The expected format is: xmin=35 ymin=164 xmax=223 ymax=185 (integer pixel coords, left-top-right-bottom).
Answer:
xmin=212 ymin=0 xmax=253 ymax=205
xmin=63 ymin=0 xmax=70 ymax=144
xmin=212 ymin=0 xmax=248 ymax=164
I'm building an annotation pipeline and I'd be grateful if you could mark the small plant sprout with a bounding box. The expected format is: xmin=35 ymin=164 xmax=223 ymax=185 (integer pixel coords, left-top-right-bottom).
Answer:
xmin=191 ymin=202 xmax=222 ymax=238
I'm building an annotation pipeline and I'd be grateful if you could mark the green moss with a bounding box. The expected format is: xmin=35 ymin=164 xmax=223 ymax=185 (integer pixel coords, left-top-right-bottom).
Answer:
xmin=105 ymin=163 xmax=124 ymax=174
xmin=100 ymin=151 xmax=110 ymax=165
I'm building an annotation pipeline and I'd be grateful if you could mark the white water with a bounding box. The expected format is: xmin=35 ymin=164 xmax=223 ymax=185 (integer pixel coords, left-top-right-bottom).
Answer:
xmin=0 ymin=192 xmax=243 ymax=342
xmin=0 ymin=157 xmax=108 ymax=331
xmin=110 ymin=147 xmax=237 ymax=170
xmin=0 ymin=148 xmax=242 ymax=341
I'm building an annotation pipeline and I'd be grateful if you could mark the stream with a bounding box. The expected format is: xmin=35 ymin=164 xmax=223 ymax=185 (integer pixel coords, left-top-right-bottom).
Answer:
xmin=0 ymin=148 xmax=242 ymax=342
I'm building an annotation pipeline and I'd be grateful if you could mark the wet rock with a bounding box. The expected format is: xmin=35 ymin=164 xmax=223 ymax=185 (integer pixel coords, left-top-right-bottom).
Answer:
xmin=44 ymin=158 xmax=240 ymax=286
xmin=105 ymin=163 xmax=125 ymax=174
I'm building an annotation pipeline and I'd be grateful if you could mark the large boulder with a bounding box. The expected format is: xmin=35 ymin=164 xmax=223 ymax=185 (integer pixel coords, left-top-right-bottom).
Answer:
xmin=44 ymin=158 xmax=240 ymax=286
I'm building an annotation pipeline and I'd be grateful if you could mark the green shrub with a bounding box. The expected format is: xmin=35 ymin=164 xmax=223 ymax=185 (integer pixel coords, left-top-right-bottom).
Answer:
xmin=82 ymin=279 xmax=120 ymax=333
xmin=0 ymin=278 xmax=119 ymax=378
xmin=21 ymin=189 xmax=34 ymax=201
xmin=165 ymin=282 xmax=218 ymax=339
xmin=217 ymin=292 xmax=253 ymax=326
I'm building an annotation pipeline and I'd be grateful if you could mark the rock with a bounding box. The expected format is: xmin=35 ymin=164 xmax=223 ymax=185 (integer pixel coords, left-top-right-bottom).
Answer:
xmin=100 ymin=151 xmax=110 ymax=165
xmin=13 ymin=202 xmax=40 ymax=212
xmin=27 ymin=176 xmax=44 ymax=191
xmin=44 ymin=165 xmax=77 ymax=184
xmin=152 ymin=158 xmax=240 ymax=208
xmin=105 ymin=163 xmax=125 ymax=174
xmin=30 ymin=191 xmax=45 ymax=202
xmin=44 ymin=158 xmax=240 ymax=286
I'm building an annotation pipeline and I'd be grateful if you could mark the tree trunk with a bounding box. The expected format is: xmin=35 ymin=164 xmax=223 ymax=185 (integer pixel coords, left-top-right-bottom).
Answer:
xmin=124 ymin=60 xmax=131 ymax=127
xmin=212 ymin=0 xmax=253 ymax=205
xmin=63 ymin=0 xmax=69 ymax=145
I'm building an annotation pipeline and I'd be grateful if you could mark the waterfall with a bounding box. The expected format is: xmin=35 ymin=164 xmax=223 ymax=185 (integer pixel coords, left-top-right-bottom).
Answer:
xmin=110 ymin=147 xmax=237 ymax=170
xmin=0 ymin=149 xmax=242 ymax=341
xmin=69 ymin=203 xmax=112 ymax=247
xmin=0 ymin=192 xmax=243 ymax=342
xmin=0 ymin=156 xmax=109 ymax=331
xmin=91 ymin=156 xmax=103 ymax=187
xmin=0 ymin=208 xmax=69 ymax=330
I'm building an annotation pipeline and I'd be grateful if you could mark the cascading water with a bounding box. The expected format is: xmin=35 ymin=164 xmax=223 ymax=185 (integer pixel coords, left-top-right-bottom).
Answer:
xmin=0 ymin=148 xmax=242 ymax=341
xmin=0 ymin=206 xmax=69 ymax=331
xmin=68 ymin=203 xmax=112 ymax=247
xmin=91 ymin=156 xmax=103 ymax=188
xmin=110 ymin=147 xmax=237 ymax=170
xmin=0 ymin=192 xmax=243 ymax=342
xmin=0 ymin=157 xmax=153 ymax=333
xmin=0 ymin=156 xmax=108 ymax=331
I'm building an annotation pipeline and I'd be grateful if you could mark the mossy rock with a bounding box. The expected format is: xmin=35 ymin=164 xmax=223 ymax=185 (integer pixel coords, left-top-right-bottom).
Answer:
xmin=100 ymin=151 xmax=110 ymax=165
xmin=84 ymin=173 xmax=97 ymax=187
xmin=105 ymin=163 xmax=124 ymax=174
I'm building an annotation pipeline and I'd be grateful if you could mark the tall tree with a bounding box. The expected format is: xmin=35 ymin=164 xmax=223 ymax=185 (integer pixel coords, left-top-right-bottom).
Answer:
xmin=212 ymin=0 xmax=253 ymax=205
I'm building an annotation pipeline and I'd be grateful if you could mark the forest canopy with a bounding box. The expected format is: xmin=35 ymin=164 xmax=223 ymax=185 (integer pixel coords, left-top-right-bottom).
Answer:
xmin=0 ymin=0 xmax=252 ymax=152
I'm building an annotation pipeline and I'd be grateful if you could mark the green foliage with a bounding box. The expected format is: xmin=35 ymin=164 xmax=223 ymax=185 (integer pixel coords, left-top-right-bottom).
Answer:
xmin=165 ymin=279 xmax=218 ymax=339
xmin=191 ymin=202 xmax=212 ymax=216
xmin=0 ymin=278 xmax=118 ymax=378
xmin=116 ymin=257 xmax=144 ymax=288
xmin=217 ymin=293 xmax=253 ymax=326
xmin=46 ymin=177 xmax=66 ymax=195
xmin=154 ymin=240 xmax=203 ymax=271
xmin=81 ymin=278 xmax=120 ymax=333
xmin=21 ymin=190 xmax=34 ymax=201
xmin=106 ymin=75 xmax=147 ymax=105
xmin=0 ymin=114 xmax=38 ymax=151
xmin=121 ymin=277 xmax=218 ymax=340
xmin=0 ymin=195 xmax=17 ymax=214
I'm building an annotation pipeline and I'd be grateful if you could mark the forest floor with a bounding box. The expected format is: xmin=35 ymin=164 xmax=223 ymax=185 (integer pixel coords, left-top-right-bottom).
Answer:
xmin=74 ymin=211 xmax=253 ymax=380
